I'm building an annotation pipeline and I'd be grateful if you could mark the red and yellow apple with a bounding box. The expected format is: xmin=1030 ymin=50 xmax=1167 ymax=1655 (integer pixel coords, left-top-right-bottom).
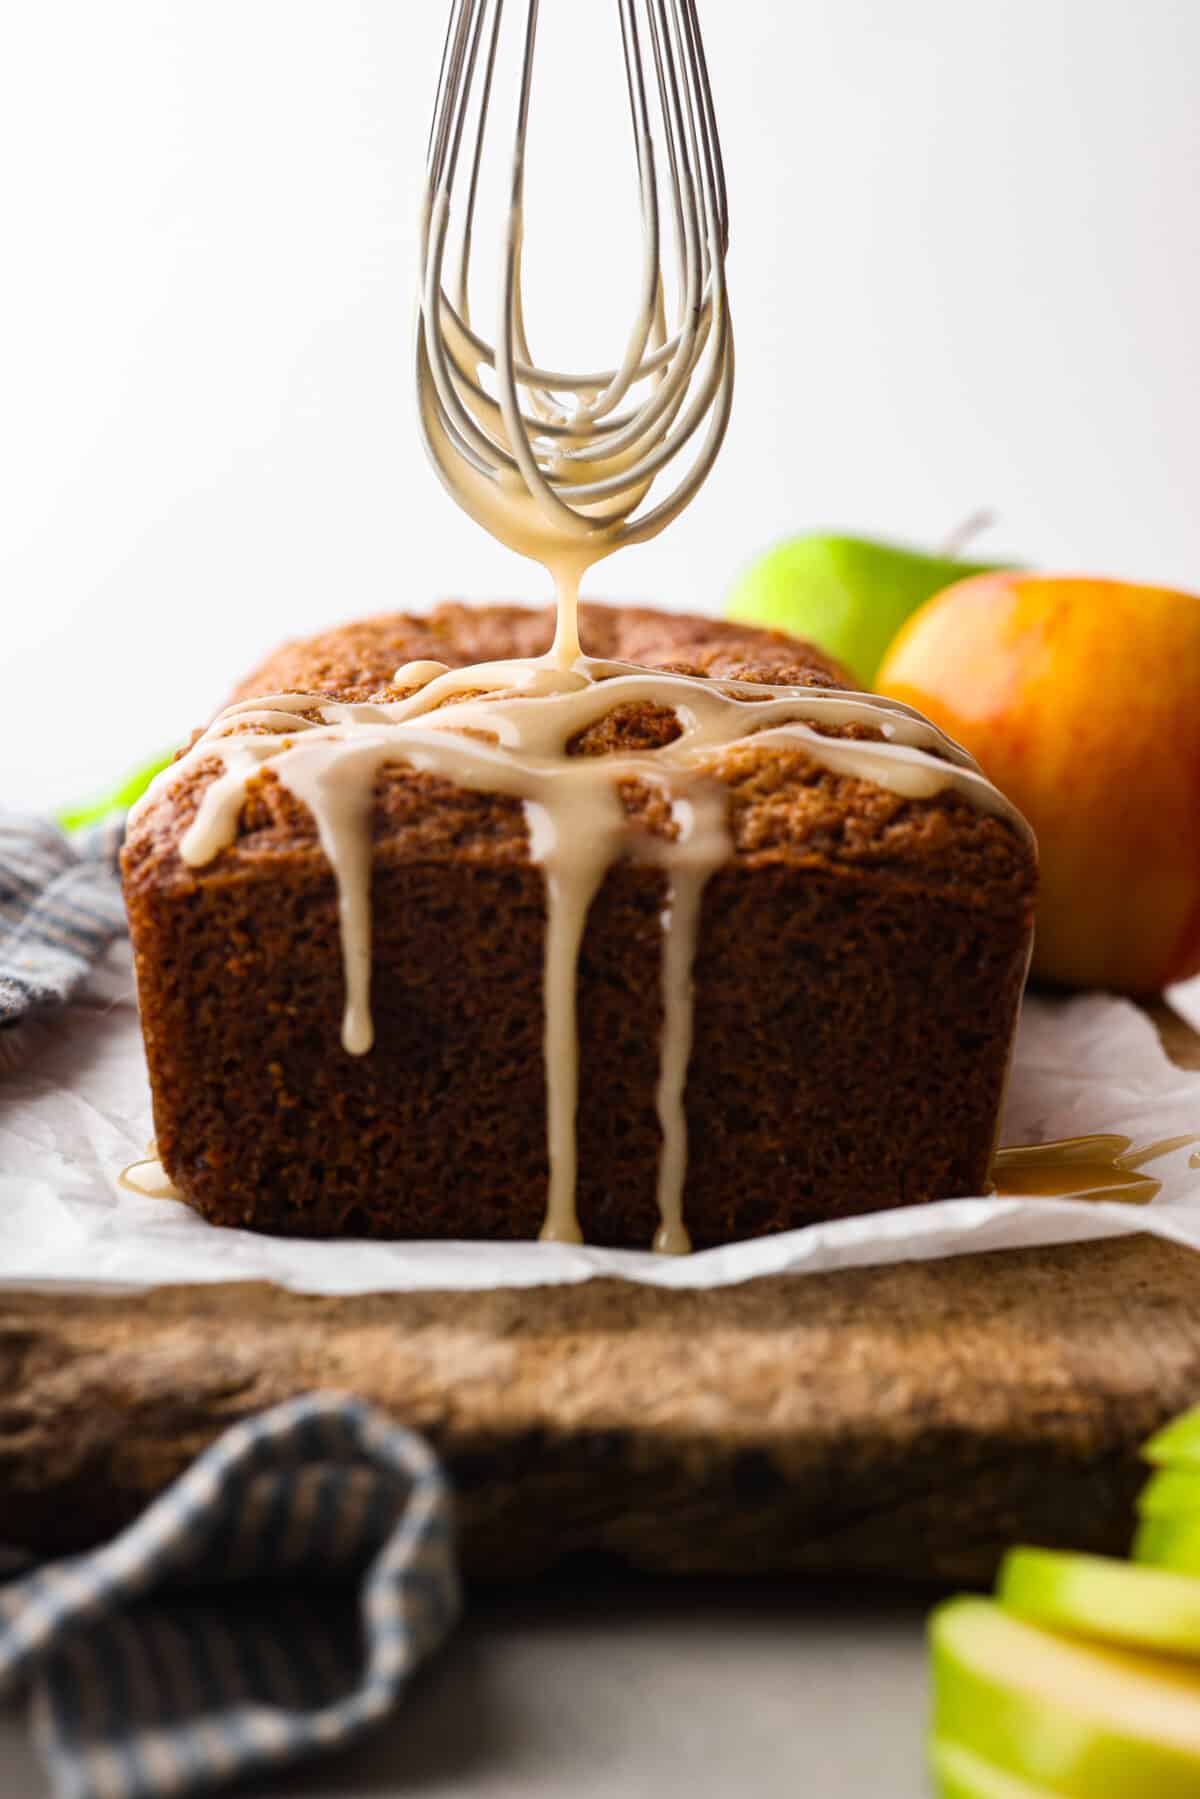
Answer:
xmin=877 ymin=573 xmax=1200 ymax=993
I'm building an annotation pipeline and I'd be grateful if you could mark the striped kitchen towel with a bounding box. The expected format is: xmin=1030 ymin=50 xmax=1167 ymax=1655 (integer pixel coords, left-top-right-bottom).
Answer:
xmin=0 ymin=813 xmax=127 ymax=1028
xmin=0 ymin=1394 xmax=460 ymax=1799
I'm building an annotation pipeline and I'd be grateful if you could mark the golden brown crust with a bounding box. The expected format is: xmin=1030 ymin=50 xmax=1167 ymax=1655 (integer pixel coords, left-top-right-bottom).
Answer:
xmin=128 ymin=601 xmax=1028 ymax=906
xmin=122 ymin=601 xmax=1037 ymax=1244
xmin=227 ymin=600 xmax=853 ymax=703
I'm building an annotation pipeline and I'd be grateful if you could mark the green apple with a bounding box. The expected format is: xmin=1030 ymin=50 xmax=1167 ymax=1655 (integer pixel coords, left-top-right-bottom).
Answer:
xmin=1139 ymin=1468 xmax=1200 ymax=1519
xmin=1134 ymin=1517 xmax=1200 ymax=1575
xmin=931 ymin=1737 xmax=1060 ymax=1798
xmin=1143 ymin=1408 xmax=1200 ymax=1471
xmin=999 ymin=1547 xmax=1200 ymax=1657
xmin=56 ymin=749 xmax=176 ymax=832
xmin=930 ymin=1596 xmax=1200 ymax=1796
xmin=725 ymin=533 xmax=1007 ymax=687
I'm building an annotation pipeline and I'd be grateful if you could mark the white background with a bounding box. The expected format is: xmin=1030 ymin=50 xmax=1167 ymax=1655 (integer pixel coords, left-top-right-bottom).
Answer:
xmin=3 ymin=0 xmax=1199 ymax=811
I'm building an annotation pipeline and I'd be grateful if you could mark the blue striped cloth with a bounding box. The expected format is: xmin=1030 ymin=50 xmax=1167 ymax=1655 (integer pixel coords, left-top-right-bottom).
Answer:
xmin=1 ymin=819 xmax=463 ymax=1792
xmin=0 ymin=1395 xmax=460 ymax=1799
xmin=0 ymin=814 xmax=126 ymax=1026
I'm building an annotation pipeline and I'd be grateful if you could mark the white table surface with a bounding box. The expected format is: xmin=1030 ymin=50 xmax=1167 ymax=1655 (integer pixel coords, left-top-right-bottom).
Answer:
xmin=0 ymin=1575 xmax=934 ymax=1798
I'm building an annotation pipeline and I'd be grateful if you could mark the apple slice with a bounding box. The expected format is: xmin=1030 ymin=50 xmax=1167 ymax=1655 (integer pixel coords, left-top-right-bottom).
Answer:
xmin=931 ymin=1737 xmax=1061 ymax=1798
xmin=1143 ymin=1408 xmax=1200 ymax=1471
xmin=931 ymin=1596 xmax=1200 ymax=1796
xmin=1134 ymin=1517 xmax=1200 ymax=1575
xmin=1139 ymin=1468 xmax=1200 ymax=1519
xmin=999 ymin=1547 xmax=1200 ymax=1657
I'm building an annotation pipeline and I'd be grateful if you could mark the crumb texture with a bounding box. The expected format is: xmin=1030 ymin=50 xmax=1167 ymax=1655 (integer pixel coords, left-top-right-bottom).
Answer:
xmin=122 ymin=601 xmax=1036 ymax=1242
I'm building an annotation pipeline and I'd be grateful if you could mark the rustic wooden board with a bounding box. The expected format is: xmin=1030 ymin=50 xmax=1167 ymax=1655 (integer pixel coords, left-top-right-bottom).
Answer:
xmin=2 ymin=1000 xmax=1198 ymax=1584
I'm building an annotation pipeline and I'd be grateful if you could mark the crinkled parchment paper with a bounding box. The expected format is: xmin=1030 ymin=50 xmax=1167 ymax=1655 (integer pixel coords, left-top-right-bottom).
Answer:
xmin=2 ymin=942 xmax=1198 ymax=1293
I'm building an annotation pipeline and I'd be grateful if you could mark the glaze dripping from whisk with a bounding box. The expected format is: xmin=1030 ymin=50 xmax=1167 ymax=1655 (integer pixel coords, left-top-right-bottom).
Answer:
xmin=129 ymin=1 xmax=1034 ymax=1251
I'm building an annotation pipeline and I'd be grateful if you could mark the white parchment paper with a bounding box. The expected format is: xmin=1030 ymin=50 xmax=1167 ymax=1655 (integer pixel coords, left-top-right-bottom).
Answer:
xmin=2 ymin=940 xmax=1199 ymax=1294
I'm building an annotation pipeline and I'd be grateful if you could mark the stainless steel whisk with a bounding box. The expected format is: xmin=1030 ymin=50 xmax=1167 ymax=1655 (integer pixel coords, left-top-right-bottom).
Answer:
xmin=417 ymin=0 xmax=733 ymax=553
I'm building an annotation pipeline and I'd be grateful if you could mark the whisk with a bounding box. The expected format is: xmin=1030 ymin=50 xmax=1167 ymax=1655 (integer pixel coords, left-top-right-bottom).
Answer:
xmin=416 ymin=0 xmax=733 ymax=575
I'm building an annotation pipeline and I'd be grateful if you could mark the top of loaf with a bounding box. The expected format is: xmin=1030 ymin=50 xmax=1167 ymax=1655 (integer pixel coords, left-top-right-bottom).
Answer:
xmin=124 ymin=601 xmax=1036 ymax=915
xmin=228 ymin=600 xmax=853 ymax=703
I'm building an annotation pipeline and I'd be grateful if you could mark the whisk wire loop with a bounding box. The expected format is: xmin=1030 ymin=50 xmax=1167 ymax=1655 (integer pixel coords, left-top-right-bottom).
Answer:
xmin=418 ymin=0 xmax=733 ymax=556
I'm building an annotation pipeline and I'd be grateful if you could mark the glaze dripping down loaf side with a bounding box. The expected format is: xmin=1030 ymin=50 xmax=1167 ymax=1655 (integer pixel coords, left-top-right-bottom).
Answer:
xmin=122 ymin=602 xmax=1037 ymax=1244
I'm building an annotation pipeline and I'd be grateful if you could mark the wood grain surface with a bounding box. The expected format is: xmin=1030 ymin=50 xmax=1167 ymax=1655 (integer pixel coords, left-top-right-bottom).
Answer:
xmin=3 ymin=998 xmax=1198 ymax=1583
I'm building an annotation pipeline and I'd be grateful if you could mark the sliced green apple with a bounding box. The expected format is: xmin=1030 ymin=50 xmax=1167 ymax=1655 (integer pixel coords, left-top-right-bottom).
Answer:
xmin=931 ymin=1737 xmax=1061 ymax=1798
xmin=725 ymin=533 xmax=1007 ymax=687
xmin=1143 ymin=1408 xmax=1200 ymax=1471
xmin=1139 ymin=1468 xmax=1200 ymax=1519
xmin=998 ymin=1547 xmax=1200 ymax=1657
xmin=931 ymin=1596 xmax=1200 ymax=1797
xmin=1134 ymin=1516 xmax=1200 ymax=1575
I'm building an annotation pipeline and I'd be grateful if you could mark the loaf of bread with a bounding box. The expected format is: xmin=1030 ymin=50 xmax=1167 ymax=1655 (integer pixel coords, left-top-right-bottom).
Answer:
xmin=121 ymin=601 xmax=1037 ymax=1245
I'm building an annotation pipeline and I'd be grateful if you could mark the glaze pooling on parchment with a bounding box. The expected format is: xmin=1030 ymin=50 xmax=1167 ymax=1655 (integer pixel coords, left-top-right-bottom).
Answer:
xmin=992 ymin=1134 xmax=1200 ymax=1205
xmin=119 ymin=1143 xmax=183 ymax=1201
xmin=130 ymin=654 xmax=1031 ymax=1251
xmin=125 ymin=0 xmax=1037 ymax=1249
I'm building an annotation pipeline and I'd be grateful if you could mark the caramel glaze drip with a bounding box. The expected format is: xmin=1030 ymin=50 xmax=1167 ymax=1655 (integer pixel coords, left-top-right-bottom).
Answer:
xmin=127 ymin=242 xmax=1035 ymax=1251
xmin=129 ymin=653 xmax=1031 ymax=1251
xmin=118 ymin=1142 xmax=183 ymax=1201
xmin=992 ymin=1134 xmax=1200 ymax=1205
